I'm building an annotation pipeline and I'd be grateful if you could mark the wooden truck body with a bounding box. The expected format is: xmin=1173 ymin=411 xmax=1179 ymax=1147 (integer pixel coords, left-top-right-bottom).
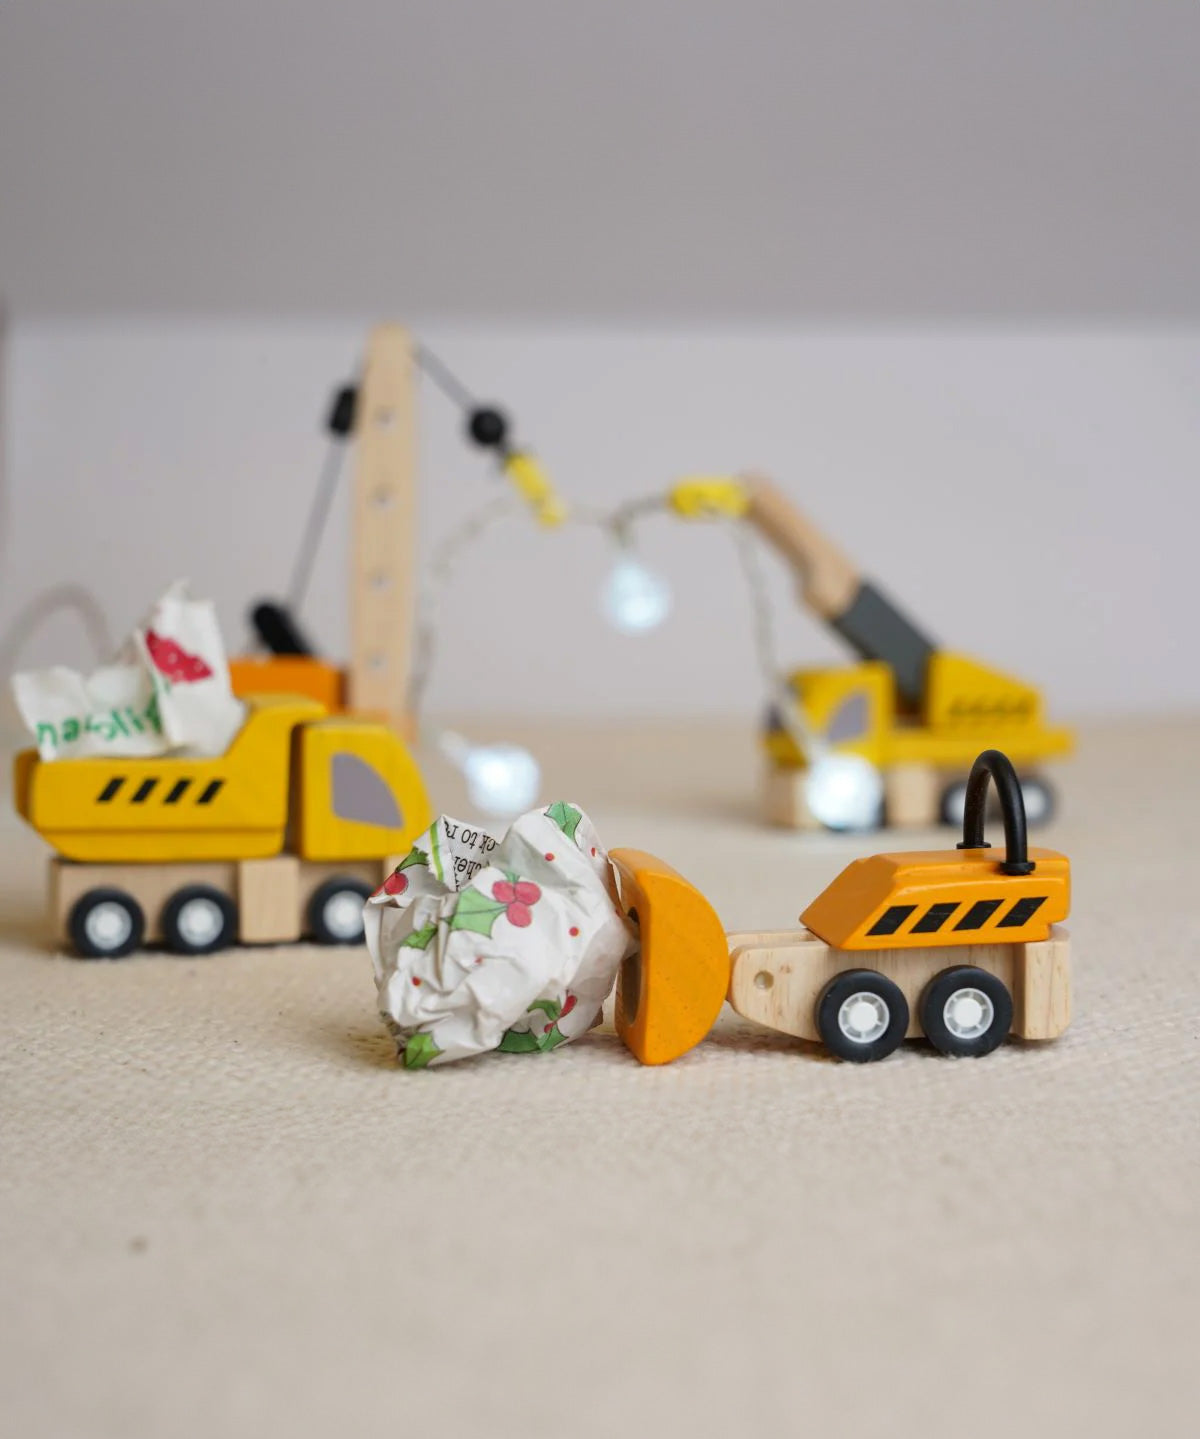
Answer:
xmin=13 ymin=694 xmax=432 ymax=956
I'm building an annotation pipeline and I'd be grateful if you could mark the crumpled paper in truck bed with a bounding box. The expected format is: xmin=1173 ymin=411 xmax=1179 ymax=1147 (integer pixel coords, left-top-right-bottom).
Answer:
xmin=365 ymin=802 xmax=637 ymax=1068
xmin=12 ymin=582 xmax=245 ymax=760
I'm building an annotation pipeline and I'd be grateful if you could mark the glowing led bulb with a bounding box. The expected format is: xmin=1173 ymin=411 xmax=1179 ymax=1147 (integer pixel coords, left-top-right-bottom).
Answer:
xmin=804 ymin=752 xmax=885 ymax=832
xmin=440 ymin=732 xmax=541 ymax=817
xmin=601 ymin=553 xmax=672 ymax=634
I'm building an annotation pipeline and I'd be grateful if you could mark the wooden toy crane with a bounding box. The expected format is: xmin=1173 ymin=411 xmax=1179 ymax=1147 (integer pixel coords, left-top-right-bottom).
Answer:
xmin=229 ymin=325 xmax=419 ymax=733
xmin=669 ymin=475 xmax=1074 ymax=830
xmin=346 ymin=326 xmax=419 ymax=728
xmin=229 ymin=324 xmax=562 ymax=736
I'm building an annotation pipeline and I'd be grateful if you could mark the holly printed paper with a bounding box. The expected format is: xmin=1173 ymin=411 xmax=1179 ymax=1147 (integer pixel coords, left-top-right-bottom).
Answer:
xmin=365 ymin=803 xmax=636 ymax=1067
xmin=13 ymin=581 xmax=244 ymax=761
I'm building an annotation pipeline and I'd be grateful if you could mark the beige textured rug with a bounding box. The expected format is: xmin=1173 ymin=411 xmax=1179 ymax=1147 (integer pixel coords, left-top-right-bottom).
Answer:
xmin=2 ymin=719 xmax=1197 ymax=1438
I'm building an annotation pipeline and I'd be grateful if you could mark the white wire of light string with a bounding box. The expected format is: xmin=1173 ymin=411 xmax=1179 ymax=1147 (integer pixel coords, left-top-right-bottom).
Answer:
xmin=407 ymin=493 xmax=676 ymax=719
xmin=406 ymin=343 xmax=816 ymax=751
xmin=0 ymin=583 xmax=115 ymax=749
xmin=407 ymin=487 xmax=821 ymax=758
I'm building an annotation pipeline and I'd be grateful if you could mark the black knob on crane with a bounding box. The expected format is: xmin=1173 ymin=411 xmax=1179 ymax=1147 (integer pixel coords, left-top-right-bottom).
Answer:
xmin=466 ymin=406 xmax=511 ymax=456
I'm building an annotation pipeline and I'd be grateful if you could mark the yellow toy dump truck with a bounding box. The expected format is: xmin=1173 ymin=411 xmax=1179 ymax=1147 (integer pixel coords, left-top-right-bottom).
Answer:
xmin=611 ymin=750 xmax=1070 ymax=1063
xmin=13 ymin=694 xmax=432 ymax=958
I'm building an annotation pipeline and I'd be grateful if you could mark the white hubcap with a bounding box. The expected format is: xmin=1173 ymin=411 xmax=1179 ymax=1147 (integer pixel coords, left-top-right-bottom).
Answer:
xmin=943 ymin=987 xmax=995 ymax=1040
xmin=838 ymin=992 xmax=890 ymax=1044
xmin=323 ymin=892 xmax=364 ymax=942
xmin=85 ymin=901 xmax=132 ymax=951
xmin=177 ymin=897 xmax=224 ymax=947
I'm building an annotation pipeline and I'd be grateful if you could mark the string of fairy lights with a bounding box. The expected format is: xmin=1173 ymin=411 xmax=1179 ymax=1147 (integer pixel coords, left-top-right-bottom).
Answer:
xmin=0 ymin=344 xmax=882 ymax=830
xmin=388 ymin=348 xmax=881 ymax=826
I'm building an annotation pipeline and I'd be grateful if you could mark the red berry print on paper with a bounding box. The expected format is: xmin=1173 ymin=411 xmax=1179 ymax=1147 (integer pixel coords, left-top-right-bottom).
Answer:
xmin=376 ymin=846 xmax=429 ymax=897
xmin=449 ymin=873 xmax=541 ymax=939
xmin=492 ymin=878 xmax=542 ymax=929
xmin=144 ymin=629 xmax=213 ymax=684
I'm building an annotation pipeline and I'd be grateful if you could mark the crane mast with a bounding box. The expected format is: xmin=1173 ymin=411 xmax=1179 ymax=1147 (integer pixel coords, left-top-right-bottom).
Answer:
xmin=347 ymin=325 xmax=418 ymax=732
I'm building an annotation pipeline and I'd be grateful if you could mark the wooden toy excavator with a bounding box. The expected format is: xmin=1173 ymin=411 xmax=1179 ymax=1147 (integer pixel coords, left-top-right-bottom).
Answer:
xmin=610 ymin=749 xmax=1071 ymax=1064
xmin=670 ymin=476 xmax=1074 ymax=830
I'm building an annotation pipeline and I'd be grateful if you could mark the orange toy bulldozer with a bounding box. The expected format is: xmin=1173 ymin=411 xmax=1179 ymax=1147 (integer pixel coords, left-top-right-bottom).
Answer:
xmin=610 ymin=750 xmax=1071 ymax=1065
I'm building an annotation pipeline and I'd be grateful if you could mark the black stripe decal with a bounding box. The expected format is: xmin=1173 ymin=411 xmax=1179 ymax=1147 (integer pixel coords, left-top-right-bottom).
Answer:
xmin=867 ymin=904 xmax=916 ymax=937
xmin=131 ymin=778 xmax=158 ymax=804
xmin=97 ymin=777 xmax=124 ymax=803
xmin=911 ymin=901 xmax=959 ymax=934
xmin=954 ymin=899 xmax=1003 ymax=931
xmin=997 ymin=896 xmax=1047 ymax=929
xmin=164 ymin=779 xmax=191 ymax=804
xmin=196 ymin=779 xmax=224 ymax=805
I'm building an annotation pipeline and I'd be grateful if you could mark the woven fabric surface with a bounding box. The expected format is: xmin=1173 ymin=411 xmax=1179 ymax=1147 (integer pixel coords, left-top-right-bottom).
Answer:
xmin=2 ymin=720 xmax=1197 ymax=1438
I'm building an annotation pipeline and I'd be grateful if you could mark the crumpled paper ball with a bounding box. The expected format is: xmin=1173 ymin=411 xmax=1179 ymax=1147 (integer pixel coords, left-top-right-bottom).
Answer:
xmin=364 ymin=801 xmax=636 ymax=1068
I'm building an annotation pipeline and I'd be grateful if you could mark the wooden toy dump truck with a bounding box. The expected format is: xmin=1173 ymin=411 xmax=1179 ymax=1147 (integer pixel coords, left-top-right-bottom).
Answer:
xmin=13 ymin=694 xmax=431 ymax=957
xmin=611 ymin=750 xmax=1070 ymax=1063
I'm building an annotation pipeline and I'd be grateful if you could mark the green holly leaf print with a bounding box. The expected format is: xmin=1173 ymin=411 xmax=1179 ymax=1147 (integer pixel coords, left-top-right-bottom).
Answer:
xmin=497 ymin=1029 xmax=542 ymax=1054
xmin=545 ymin=801 xmax=583 ymax=843
xmin=541 ymin=1025 xmax=569 ymax=1051
xmin=403 ymin=1032 xmax=441 ymax=1069
xmin=527 ymin=997 xmax=562 ymax=1023
xmin=398 ymin=846 xmax=428 ymax=871
xmin=449 ymin=887 xmax=507 ymax=937
xmin=401 ymin=922 xmax=438 ymax=950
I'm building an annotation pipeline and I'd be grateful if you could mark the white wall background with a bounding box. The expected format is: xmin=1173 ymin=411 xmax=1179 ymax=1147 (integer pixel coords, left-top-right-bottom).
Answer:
xmin=2 ymin=321 xmax=1195 ymax=720
xmin=2 ymin=3 xmax=1197 ymax=721
xmin=3 ymin=2 xmax=1199 ymax=321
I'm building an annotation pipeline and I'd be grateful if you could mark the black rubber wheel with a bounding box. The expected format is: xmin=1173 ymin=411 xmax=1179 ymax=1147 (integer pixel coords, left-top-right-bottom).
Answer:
xmin=161 ymin=885 xmax=238 ymax=955
xmin=307 ymin=877 xmax=373 ymax=945
xmin=920 ymin=966 xmax=1013 ymax=1058
xmin=68 ymin=887 xmax=145 ymax=959
xmin=1018 ymin=775 xmax=1056 ymax=827
xmin=816 ymin=970 xmax=910 ymax=1062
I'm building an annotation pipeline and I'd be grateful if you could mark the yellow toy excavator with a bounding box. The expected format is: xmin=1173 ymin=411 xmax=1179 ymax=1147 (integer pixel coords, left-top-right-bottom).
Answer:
xmin=670 ymin=475 xmax=1074 ymax=830
xmin=611 ymin=749 xmax=1071 ymax=1064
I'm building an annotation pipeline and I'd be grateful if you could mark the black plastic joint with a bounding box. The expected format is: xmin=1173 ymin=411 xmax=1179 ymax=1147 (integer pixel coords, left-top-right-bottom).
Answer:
xmin=466 ymin=406 xmax=510 ymax=452
xmin=327 ymin=385 xmax=358 ymax=437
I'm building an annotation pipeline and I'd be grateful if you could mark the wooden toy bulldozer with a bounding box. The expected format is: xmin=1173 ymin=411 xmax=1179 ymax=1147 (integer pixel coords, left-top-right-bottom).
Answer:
xmin=610 ymin=750 xmax=1071 ymax=1064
